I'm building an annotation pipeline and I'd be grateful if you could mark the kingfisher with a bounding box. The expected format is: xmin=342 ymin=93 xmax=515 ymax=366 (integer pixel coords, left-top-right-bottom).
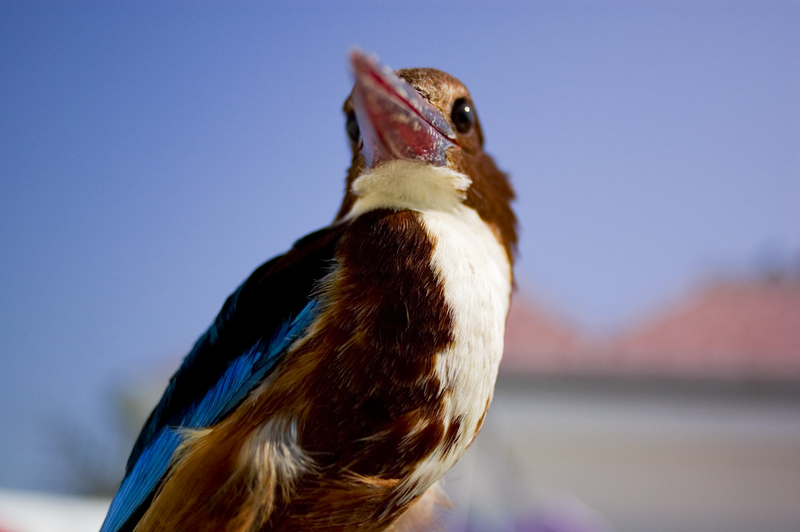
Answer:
xmin=100 ymin=50 xmax=517 ymax=532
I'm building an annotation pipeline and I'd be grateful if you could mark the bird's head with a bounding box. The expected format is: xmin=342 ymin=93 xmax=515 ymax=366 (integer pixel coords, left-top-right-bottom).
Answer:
xmin=335 ymin=50 xmax=517 ymax=264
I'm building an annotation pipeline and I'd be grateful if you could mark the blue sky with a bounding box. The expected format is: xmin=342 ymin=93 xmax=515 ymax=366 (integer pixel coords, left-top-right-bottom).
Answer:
xmin=1 ymin=1 xmax=798 ymax=492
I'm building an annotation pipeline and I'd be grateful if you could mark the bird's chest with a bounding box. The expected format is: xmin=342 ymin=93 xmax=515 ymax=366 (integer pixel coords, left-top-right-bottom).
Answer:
xmin=411 ymin=209 xmax=511 ymax=476
xmin=423 ymin=207 xmax=511 ymax=414
xmin=299 ymin=208 xmax=510 ymax=481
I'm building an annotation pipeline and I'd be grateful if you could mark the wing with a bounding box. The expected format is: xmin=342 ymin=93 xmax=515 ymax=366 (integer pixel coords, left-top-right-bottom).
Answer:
xmin=100 ymin=224 xmax=346 ymax=532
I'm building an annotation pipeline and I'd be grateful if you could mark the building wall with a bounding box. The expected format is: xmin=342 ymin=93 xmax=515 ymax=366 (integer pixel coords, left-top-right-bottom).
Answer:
xmin=443 ymin=376 xmax=800 ymax=532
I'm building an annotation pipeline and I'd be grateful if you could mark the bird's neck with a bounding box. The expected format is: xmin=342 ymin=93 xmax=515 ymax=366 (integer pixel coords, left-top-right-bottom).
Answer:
xmin=342 ymin=160 xmax=472 ymax=220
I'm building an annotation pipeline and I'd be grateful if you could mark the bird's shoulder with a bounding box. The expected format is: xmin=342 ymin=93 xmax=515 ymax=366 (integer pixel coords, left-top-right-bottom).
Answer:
xmin=101 ymin=223 xmax=347 ymax=532
xmin=128 ymin=222 xmax=346 ymax=468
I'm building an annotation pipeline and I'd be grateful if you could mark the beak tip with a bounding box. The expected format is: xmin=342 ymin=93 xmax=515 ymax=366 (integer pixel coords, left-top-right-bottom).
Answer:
xmin=348 ymin=48 xmax=378 ymax=77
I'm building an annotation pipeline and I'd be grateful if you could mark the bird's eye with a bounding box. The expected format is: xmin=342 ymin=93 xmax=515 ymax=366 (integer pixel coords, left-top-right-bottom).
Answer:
xmin=451 ymin=98 xmax=475 ymax=134
xmin=346 ymin=111 xmax=360 ymax=143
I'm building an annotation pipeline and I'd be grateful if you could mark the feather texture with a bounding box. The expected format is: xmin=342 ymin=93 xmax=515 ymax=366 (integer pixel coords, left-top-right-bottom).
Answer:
xmin=100 ymin=224 xmax=343 ymax=532
xmin=100 ymin=300 xmax=320 ymax=532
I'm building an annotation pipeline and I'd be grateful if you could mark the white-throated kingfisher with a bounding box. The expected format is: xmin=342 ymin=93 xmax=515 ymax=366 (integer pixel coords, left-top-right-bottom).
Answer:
xmin=100 ymin=50 xmax=517 ymax=532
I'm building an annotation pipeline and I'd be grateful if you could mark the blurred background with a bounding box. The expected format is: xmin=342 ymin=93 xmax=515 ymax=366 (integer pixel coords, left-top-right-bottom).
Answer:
xmin=1 ymin=1 xmax=798 ymax=531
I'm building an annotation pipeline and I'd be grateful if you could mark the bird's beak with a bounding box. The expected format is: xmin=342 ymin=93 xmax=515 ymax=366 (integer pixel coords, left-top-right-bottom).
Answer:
xmin=349 ymin=49 xmax=458 ymax=169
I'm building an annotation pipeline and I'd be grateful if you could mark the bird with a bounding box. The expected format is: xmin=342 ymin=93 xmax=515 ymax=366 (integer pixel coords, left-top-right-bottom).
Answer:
xmin=100 ymin=49 xmax=517 ymax=532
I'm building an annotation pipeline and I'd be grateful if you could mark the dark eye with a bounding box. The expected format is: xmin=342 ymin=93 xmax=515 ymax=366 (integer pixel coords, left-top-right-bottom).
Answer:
xmin=346 ymin=111 xmax=360 ymax=143
xmin=451 ymin=98 xmax=475 ymax=134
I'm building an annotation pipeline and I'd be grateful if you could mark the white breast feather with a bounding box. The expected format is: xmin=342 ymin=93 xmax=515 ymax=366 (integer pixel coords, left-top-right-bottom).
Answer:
xmin=403 ymin=206 xmax=510 ymax=497
xmin=346 ymin=159 xmax=512 ymax=502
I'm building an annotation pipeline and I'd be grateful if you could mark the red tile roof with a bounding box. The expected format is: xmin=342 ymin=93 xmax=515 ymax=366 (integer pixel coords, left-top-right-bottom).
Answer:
xmin=501 ymin=296 xmax=596 ymax=373
xmin=502 ymin=278 xmax=800 ymax=381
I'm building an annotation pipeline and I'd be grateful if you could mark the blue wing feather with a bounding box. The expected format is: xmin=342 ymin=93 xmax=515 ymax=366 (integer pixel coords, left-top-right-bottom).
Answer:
xmin=100 ymin=299 xmax=321 ymax=532
xmin=190 ymin=299 xmax=319 ymax=427
xmin=102 ymin=430 xmax=182 ymax=532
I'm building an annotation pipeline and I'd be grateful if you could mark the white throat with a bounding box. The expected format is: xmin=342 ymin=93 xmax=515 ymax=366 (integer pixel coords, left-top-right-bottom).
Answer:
xmin=344 ymin=160 xmax=472 ymax=218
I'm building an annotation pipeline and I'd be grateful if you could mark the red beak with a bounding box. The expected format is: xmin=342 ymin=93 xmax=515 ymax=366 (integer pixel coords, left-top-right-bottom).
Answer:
xmin=349 ymin=50 xmax=458 ymax=168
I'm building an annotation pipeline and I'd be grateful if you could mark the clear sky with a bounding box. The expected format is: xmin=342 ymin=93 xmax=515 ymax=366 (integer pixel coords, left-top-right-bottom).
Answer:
xmin=1 ymin=1 xmax=798 ymax=492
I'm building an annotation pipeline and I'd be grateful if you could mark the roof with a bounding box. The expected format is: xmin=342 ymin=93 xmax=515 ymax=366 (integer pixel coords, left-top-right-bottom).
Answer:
xmin=501 ymin=277 xmax=800 ymax=381
xmin=501 ymin=296 xmax=596 ymax=373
